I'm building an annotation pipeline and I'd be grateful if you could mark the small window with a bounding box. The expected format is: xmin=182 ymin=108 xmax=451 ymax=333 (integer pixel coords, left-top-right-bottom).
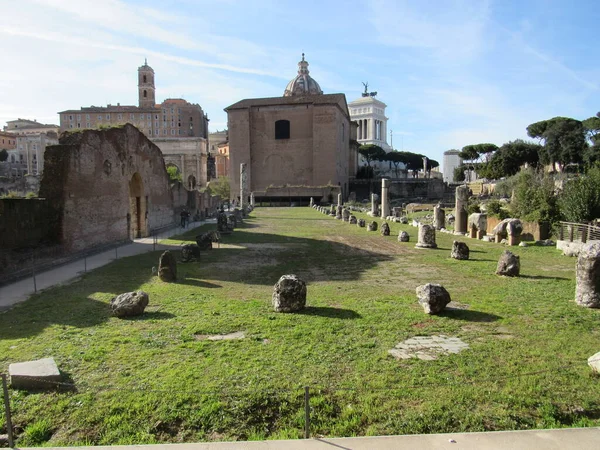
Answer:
xmin=275 ymin=120 xmax=290 ymax=139
xmin=143 ymin=75 xmax=147 ymax=83
xmin=143 ymin=90 xmax=147 ymax=98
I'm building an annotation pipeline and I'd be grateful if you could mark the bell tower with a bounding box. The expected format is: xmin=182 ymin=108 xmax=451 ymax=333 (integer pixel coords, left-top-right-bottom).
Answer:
xmin=138 ymin=59 xmax=156 ymax=108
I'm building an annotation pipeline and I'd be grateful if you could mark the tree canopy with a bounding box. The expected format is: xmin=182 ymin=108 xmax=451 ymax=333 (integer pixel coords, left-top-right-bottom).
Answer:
xmin=459 ymin=143 xmax=498 ymax=162
xmin=358 ymin=144 xmax=386 ymax=168
xmin=478 ymin=140 xmax=541 ymax=179
xmin=526 ymin=117 xmax=587 ymax=171
xmin=0 ymin=149 xmax=8 ymax=162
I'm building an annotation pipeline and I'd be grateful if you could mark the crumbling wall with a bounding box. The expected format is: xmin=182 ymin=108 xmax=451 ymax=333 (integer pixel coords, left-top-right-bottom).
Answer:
xmin=39 ymin=124 xmax=174 ymax=251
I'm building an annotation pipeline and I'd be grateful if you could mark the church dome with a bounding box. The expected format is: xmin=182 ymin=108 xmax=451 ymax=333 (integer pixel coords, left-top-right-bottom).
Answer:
xmin=283 ymin=53 xmax=323 ymax=97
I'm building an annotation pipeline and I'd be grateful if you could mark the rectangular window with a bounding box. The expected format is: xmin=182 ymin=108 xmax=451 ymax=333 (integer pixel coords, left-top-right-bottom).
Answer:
xmin=171 ymin=129 xmax=175 ymax=135
xmin=155 ymin=129 xmax=159 ymax=135
xmin=106 ymin=114 xmax=110 ymax=120
xmin=163 ymin=129 xmax=167 ymax=135
xmin=69 ymin=124 xmax=74 ymax=129
xmin=130 ymin=113 xmax=135 ymax=119
xmin=117 ymin=114 xmax=122 ymax=120
xmin=98 ymin=115 xmax=102 ymax=120
xmin=86 ymin=122 xmax=90 ymax=128
xmin=147 ymin=122 xmax=152 ymax=128
xmin=77 ymin=114 xmax=81 ymax=121
xmin=86 ymin=114 xmax=90 ymax=120
xmin=77 ymin=123 xmax=81 ymax=128
xmin=147 ymin=114 xmax=151 ymax=120
xmin=69 ymin=115 xmax=73 ymax=121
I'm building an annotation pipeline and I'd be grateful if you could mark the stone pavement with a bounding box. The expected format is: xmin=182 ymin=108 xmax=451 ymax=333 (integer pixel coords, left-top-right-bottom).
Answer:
xmin=23 ymin=427 xmax=600 ymax=450
xmin=0 ymin=219 xmax=214 ymax=311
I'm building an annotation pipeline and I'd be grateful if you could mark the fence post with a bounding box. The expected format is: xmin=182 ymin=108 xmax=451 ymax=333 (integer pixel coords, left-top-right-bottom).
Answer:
xmin=582 ymin=225 xmax=587 ymax=244
xmin=2 ymin=374 xmax=14 ymax=448
xmin=304 ymin=386 xmax=310 ymax=439
xmin=32 ymin=251 xmax=37 ymax=294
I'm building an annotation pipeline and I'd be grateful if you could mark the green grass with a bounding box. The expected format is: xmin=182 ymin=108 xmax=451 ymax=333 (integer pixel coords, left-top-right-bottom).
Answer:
xmin=1 ymin=207 xmax=599 ymax=445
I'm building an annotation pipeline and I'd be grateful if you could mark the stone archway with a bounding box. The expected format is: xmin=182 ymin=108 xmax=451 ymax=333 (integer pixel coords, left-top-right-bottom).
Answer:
xmin=129 ymin=172 xmax=147 ymax=239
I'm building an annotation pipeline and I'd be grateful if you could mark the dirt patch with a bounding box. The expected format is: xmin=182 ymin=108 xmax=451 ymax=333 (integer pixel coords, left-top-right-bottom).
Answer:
xmin=194 ymin=331 xmax=246 ymax=341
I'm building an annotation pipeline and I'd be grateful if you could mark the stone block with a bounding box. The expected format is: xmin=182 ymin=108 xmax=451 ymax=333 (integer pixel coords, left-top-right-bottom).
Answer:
xmin=9 ymin=357 xmax=61 ymax=389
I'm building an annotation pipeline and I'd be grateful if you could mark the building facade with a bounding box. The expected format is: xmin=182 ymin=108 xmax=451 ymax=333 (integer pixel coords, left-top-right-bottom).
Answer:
xmin=3 ymin=119 xmax=59 ymax=136
xmin=443 ymin=149 xmax=463 ymax=183
xmin=6 ymin=133 xmax=59 ymax=176
xmin=225 ymin=54 xmax=356 ymax=202
xmin=0 ymin=131 xmax=17 ymax=150
xmin=58 ymin=61 xmax=212 ymax=189
xmin=348 ymin=93 xmax=391 ymax=151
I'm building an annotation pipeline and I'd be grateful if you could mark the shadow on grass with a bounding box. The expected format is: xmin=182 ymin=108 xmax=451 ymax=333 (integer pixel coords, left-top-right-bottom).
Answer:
xmin=519 ymin=274 xmax=570 ymax=281
xmin=179 ymin=278 xmax=222 ymax=288
xmin=298 ymin=306 xmax=361 ymax=320
xmin=122 ymin=311 xmax=176 ymax=321
xmin=438 ymin=309 xmax=501 ymax=322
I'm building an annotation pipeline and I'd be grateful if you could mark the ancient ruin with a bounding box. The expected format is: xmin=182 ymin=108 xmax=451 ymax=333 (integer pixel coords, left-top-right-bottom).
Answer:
xmin=398 ymin=231 xmax=410 ymax=242
xmin=158 ymin=250 xmax=177 ymax=282
xmin=454 ymin=185 xmax=469 ymax=235
xmin=380 ymin=178 xmax=390 ymax=218
xmin=575 ymin=242 xmax=600 ymax=308
xmin=272 ymin=274 xmax=307 ymax=312
xmin=496 ymin=250 xmax=520 ymax=277
xmin=381 ymin=222 xmax=390 ymax=236
xmin=451 ymin=241 xmax=469 ymax=260
xmin=416 ymin=224 xmax=437 ymax=249
xmin=433 ymin=204 xmax=445 ymax=230
xmin=110 ymin=291 xmax=149 ymax=317
xmin=416 ymin=283 xmax=451 ymax=314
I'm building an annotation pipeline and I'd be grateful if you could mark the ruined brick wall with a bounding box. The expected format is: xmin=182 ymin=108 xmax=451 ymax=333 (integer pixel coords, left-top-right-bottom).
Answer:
xmin=39 ymin=124 xmax=174 ymax=251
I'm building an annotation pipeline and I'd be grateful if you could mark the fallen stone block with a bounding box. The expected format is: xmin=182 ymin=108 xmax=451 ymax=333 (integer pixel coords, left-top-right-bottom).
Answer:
xmin=9 ymin=357 xmax=62 ymax=389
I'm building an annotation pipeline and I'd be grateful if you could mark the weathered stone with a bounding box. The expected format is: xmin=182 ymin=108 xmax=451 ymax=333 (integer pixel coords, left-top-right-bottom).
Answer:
xmin=195 ymin=232 xmax=213 ymax=250
xmin=468 ymin=213 xmax=487 ymax=239
xmin=389 ymin=335 xmax=469 ymax=360
xmin=588 ymin=351 xmax=600 ymax=372
xmin=272 ymin=274 xmax=307 ymax=312
xmin=158 ymin=250 xmax=177 ymax=282
xmin=492 ymin=218 xmax=523 ymax=244
xmin=416 ymin=223 xmax=437 ymax=249
xmin=110 ymin=290 xmax=149 ymax=317
xmin=369 ymin=193 xmax=379 ymax=217
xmin=329 ymin=205 xmax=336 ymax=216
xmin=381 ymin=178 xmax=390 ymax=218
xmin=309 ymin=197 xmax=314 ymax=207
xmin=349 ymin=215 xmax=357 ymax=224
xmin=455 ymin=185 xmax=469 ymax=234
xmin=342 ymin=208 xmax=350 ymax=222
xmin=433 ymin=204 xmax=445 ymax=230
xmin=336 ymin=205 xmax=343 ymax=219
xmin=416 ymin=284 xmax=451 ymax=314
xmin=367 ymin=221 xmax=378 ymax=231
xmin=181 ymin=244 xmax=201 ymax=262
xmin=575 ymin=242 xmax=600 ymax=308
xmin=496 ymin=250 xmax=520 ymax=277
xmin=399 ymin=216 xmax=408 ymax=224
xmin=398 ymin=231 xmax=410 ymax=242
xmin=9 ymin=357 xmax=62 ymax=389
xmin=357 ymin=218 xmax=366 ymax=228
xmin=451 ymin=241 xmax=469 ymax=260
xmin=381 ymin=222 xmax=390 ymax=236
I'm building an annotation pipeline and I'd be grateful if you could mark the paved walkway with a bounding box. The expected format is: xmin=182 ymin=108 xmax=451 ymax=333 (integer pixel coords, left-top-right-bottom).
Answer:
xmin=22 ymin=428 xmax=600 ymax=450
xmin=0 ymin=219 xmax=214 ymax=311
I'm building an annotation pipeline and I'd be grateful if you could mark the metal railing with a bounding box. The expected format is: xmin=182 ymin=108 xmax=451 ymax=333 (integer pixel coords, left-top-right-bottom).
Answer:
xmin=558 ymin=221 xmax=600 ymax=243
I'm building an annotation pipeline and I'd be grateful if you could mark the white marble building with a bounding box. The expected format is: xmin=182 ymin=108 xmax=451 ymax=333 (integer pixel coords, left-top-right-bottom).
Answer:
xmin=443 ymin=149 xmax=463 ymax=183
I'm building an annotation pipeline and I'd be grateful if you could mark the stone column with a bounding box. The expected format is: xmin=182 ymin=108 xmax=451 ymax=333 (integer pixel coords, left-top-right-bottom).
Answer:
xmin=381 ymin=178 xmax=390 ymax=218
xmin=371 ymin=193 xmax=378 ymax=216
xmin=240 ymin=163 xmax=247 ymax=208
xmin=455 ymin=185 xmax=469 ymax=235
xmin=433 ymin=204 xmax=445 ymax=230
xmin=337 ymin=193 xmax=342 ymax=207
xmin=575 ymin=242 xmax=600 ymax=308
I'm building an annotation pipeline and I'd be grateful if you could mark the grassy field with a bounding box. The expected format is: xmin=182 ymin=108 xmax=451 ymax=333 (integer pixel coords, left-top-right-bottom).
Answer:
xmin=1 ymin=207 xmax=599 ymax=446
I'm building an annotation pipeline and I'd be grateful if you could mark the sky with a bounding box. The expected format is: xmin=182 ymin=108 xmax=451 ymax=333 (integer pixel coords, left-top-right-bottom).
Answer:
xmin=0 ymin=0 xmax=598 ymax=167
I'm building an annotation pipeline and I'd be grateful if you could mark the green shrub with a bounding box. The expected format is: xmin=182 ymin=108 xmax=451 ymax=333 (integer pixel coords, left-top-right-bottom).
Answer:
xmin=467 ymin=199 xmax=480 ymax=215
xmin=558 ymin=166 xmax=600 ymax=222
xmin=485 ymin=199 xmax=509 ymax=219
xmin=25 ymin=191 xmax=37 ymax=199
xmin=509 ymin=169 xmax=560 ymax=223
xmin=21 ymin=419 xmax=53 ymax=446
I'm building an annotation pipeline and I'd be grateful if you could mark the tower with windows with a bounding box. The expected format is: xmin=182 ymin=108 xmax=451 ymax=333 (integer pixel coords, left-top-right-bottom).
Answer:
xmin=138 ymin=59 xmax=156 ymax=108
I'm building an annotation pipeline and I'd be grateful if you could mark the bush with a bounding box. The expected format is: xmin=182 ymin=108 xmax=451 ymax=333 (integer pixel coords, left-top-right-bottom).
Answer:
xmin=26 ymin=191 xmax=37 ymax=199
xmin=509 ymin=169 xmax=560 ymax=223
xmin=467 ymin=199 xmax=481 ymax=215
xmin=493 ymin=175 xmax=518 ymax=198
xmin=558 ymin=166 xmax=600 ymax=222
xmin=485 ymin=199 xmax=509 ymax=219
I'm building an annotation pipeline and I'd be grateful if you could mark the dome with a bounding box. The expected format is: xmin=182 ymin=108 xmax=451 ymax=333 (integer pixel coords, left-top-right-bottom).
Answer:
xmin=283 ymin=53 xmax=323 ymax=97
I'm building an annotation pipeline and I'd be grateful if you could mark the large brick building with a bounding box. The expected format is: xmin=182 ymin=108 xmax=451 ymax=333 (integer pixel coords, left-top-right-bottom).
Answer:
xmin=58 ymin=61 xmax=213 ymax=189
xmin=225 ymin=54 xmax=357 ymax=203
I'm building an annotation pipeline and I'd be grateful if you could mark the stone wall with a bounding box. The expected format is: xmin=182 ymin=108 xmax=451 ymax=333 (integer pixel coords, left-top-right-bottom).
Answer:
xmin=39 ymin=125 xmax=175 ymax=251
xmin=350 ymin=179 xmax=449 ymax=202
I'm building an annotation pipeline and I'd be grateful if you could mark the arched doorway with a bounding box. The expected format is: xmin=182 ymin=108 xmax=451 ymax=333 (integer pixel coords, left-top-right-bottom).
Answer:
xmin=129 ymin=172 xmax=147 ymax=239
xmin=165 ymin=163 xmax=181 ymax=183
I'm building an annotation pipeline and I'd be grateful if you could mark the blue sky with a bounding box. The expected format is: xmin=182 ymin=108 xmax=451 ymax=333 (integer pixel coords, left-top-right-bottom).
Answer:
xmin=0 ymin=0 xmax=598 ymax=166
